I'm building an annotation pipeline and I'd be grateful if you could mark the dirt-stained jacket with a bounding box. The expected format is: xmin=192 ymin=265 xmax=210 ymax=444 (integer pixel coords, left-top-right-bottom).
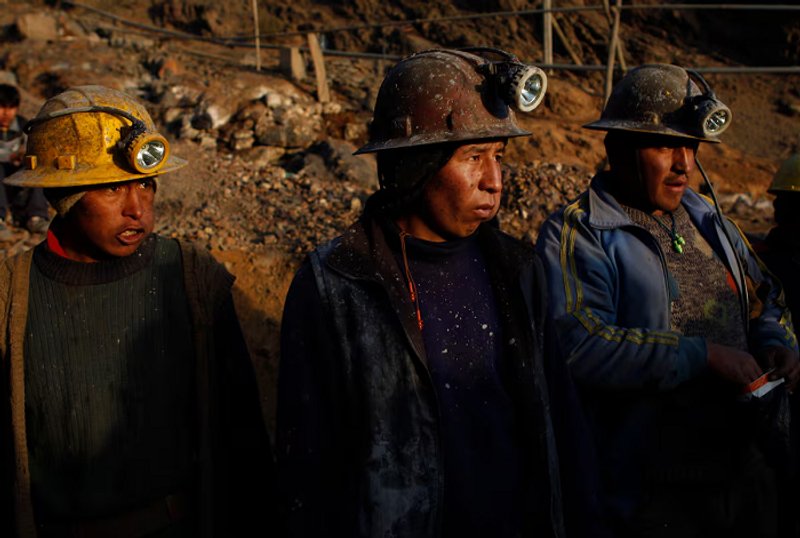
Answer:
xmin=277 ymin=203 xmax=568 ymax=538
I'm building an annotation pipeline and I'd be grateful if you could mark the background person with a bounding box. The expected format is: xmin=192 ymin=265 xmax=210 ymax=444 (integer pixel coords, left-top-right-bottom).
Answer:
xmin=757 ymin=153 xmax=800 ymax=324
xmin=0 ymin=83 xmax=50 ymax=238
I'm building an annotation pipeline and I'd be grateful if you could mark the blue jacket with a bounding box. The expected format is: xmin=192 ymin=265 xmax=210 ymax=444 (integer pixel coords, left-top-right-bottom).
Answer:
xmin=536 ymin=174 xmax=796 ymax=523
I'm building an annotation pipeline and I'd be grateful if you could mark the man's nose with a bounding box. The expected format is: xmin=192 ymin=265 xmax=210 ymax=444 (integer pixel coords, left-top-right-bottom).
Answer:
xmin=673 ymin=146 xmax=695 ymax=174
xmin=480 ymin=159 xmax=502 ymax=193
xmin=123 ymin=187 xmax=144 ymax=219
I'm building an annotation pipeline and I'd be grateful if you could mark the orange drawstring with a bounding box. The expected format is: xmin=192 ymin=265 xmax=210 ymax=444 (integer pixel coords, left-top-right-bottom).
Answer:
xmin=398 ymin=231 xmax=424 ymax=331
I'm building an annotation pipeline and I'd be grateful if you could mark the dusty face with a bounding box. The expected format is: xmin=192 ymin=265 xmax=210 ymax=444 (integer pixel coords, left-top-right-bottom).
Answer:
xmin=637 ymin=140 xmax=697 ymax=214
xmin=398 ymin=140 xmax=505 ymax=242
xmin=61 ymin=178 xmax=156 ymax=262
xmin=0 ymin=106 xmax=18 ymax=130
xmin=609 ymin=133 xmax=698 ymax=215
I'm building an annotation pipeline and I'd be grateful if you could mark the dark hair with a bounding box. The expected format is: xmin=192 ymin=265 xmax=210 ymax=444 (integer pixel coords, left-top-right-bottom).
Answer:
xmin=373 ymin=144 xmax=456 ymax=216
xmin=0 ymin=84 xmax=20 ymax=108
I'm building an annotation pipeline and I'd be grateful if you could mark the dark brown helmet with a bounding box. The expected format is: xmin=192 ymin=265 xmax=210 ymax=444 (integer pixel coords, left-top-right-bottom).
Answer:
xmin=355 ymin=48 xmax=547 ymax=154
xmin=584 ymin=64 xmax=732 ymax=143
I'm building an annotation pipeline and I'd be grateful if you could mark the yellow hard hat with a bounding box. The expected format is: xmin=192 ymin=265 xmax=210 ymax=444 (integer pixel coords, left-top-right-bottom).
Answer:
xmin=5 ymin=85 xmax=186 ymax=188
xmin=769 ymin=154 xmax=800 ymax=194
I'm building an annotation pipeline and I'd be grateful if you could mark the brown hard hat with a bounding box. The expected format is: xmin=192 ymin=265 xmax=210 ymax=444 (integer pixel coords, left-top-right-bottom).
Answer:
xmin=355 ymin=48 xmax=547 ymax=154
xmin=5 ymin=85 xmax=186 ymax=188
xmin=584 ymin=64 xmax=732 ymax=143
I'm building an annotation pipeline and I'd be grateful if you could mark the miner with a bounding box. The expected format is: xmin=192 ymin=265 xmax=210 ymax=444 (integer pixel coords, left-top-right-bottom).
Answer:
xmin=536 ymin=64 xmax=798 ymax=537
xmin=0 ymin=85 xmax=274 ymax=538
xmin=277 ymin=48 xmax=575 ymax=537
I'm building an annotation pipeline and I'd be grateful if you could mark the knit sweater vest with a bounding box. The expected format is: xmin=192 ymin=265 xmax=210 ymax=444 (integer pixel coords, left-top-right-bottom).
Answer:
xmin=23 ymin=235 xmax=195 ymax=522
xmin=623 ymin=204 xmax=750 ymax=481
xmin=623 ymin=204 xmax=747 ymax=350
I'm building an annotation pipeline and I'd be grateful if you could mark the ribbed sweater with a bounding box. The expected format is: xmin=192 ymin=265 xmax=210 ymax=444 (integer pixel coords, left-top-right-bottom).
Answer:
xmin=23 ymin=235 xmax=195 ymax=522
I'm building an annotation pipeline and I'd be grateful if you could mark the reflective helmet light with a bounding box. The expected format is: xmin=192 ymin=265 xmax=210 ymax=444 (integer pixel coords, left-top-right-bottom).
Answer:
xmin=505 ymin=64 xmax=548 ymax=113
xmin=694 ymin=98 xmax=732 ymax=138
xmin=127 ymin=132 xmax=170 ymax=174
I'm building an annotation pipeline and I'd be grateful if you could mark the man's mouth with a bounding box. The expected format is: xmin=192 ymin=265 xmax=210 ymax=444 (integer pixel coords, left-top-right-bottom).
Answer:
xmin=664 ymin=178 xmax=688 ymax=192
xmin=117 ymin=228 xmax=145 ymax=245
xmin=473 ymin=204 xmax=496 ymax=219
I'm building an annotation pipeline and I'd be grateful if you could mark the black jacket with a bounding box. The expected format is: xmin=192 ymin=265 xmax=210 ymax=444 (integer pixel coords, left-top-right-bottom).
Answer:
xmin=277 ymin=206 xmax=569 ymax=538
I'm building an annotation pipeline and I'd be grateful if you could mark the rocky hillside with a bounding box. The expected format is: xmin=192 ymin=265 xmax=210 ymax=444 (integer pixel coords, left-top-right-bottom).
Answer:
xmin=0 ymin=0 xmax=798 ymax=427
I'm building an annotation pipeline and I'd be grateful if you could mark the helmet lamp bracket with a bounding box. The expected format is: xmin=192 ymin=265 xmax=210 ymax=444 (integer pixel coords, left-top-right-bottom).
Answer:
xmin=463 ymin=48 xmax=547 ymax=114
xmin=685 ymin=70 xmax=732 ymax=138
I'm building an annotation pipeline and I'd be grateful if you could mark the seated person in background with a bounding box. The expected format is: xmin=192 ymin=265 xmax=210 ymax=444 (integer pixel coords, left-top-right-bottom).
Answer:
xmin=0 ymin=83 xmax=50 ymax=238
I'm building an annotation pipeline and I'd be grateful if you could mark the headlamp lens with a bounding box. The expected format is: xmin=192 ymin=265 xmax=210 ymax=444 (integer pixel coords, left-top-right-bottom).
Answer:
xmin=127 ymin=131 xmax=170 ymax=174
xmin=504 ymin=65 xmax=547 ymax=113
xmin=136 ymin=140 xmax=166 ymax=169
xmin=693 ymin=97 xmax=732 ymax=138
xmin=520 ymin=75 xmax=544 ymax=109
xmin=704 ymin=109 xmax=730 ymax=134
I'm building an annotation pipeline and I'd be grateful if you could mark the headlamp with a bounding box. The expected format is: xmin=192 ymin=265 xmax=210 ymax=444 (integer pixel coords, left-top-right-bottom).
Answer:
xmin=25 ymin=105 xmax=170 ymax=174
xmin=686 ymin=70 xmax=732 ymax=138
xmin=457 ymin=47 xmax=548 ymax=114
xmin=501 ymin=64 xmax=548 ymax=113
xmin=693 ymin=98 xmax=731 ymax=137
xmin=125 ymin=130 xmax=170 ymax=173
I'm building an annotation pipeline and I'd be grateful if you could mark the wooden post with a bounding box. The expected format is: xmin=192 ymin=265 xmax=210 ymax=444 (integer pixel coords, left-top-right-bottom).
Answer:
xmin=251 ymin=0 xmax=260 ymax=71
xmin=552 ymin=14 xmax=583 ymax=66
xmin=543 ymin=0 xmax=553 ymax=66
xmin=603 ymin=0 xmax=626 ymax=72
xmin=307 ymin=32 xmax=330 ymax=103
xmin=279 ymin=47 xmax=306 ymax=81
xmin=604 ymin=0 xmax=622 ymax=105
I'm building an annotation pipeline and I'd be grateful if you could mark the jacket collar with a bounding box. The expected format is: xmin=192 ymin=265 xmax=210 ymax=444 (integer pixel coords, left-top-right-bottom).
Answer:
xmin=323 ymin=195 xmax=532 ymax=363
xmin=586 ymin=173 xmax=634 ymax=230
xmin=325 ymin=195 xmax=529 ymax=283
xmin=586 ymin=171 xmax=718 ymax=230
xmin=325 ymin=201 xmax=429 ymax=361
xmin=586 ymin=171 xmax=747 ymax=314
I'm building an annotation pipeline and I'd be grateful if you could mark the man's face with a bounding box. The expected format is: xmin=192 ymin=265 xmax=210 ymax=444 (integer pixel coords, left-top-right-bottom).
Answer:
xmin=610 ymin=134 xmax=698 ymax=214
xmin=403 ymin=140 xmax=505 ymax=242
xmin=0 ymin=106 xmax=18 ymax=130
xmin=62 ymin=178 xmax=156 ymax=262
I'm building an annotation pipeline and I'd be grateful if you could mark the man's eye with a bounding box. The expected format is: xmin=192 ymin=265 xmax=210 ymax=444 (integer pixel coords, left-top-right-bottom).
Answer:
xmin=495 ymin=154 xmax=504 ymax=162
